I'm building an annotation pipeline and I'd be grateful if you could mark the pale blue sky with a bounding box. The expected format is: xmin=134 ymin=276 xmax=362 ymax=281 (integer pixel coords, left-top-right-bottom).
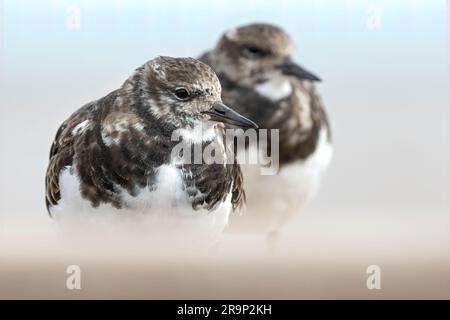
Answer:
xmin=2 ymin=0 xmax=447 ymax=69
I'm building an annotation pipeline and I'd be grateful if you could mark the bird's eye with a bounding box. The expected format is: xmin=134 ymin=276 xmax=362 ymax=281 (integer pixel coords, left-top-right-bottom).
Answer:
xmin=242 ymin=46 xmax=267 ymax=59
xmin=174 ymin=88 xmax=191 ymax=100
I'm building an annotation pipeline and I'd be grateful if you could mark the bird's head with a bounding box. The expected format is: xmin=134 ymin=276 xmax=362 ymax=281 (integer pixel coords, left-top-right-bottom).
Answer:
xmin=125 ymin=56 xmax=257 ymax=129
xmin=211 ymin=23 xmax=321 ymax=86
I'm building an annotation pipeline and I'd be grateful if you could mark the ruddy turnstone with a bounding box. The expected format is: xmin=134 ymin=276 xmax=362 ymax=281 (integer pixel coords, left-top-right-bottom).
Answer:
xmin=200 ymin=23 xmax=333 ymax=238
xmin=45 ymin=56 xmax=257 ymax=239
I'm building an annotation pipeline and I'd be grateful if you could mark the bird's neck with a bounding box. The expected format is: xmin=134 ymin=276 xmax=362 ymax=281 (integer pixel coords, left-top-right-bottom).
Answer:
xmin=218 ymin=76 xmax=329 ymax=164
xmin=173 ymin=121 xmax=220 ymax=145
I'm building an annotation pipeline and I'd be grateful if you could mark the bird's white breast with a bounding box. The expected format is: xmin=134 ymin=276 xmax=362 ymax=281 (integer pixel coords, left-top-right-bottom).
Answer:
xmin=119 ymin=164 xmax=188 ymax=211
xmin=255 ymin=75 xmax=293 ymax=101
xmin=50 ymin=163 xmax=232 ymax=240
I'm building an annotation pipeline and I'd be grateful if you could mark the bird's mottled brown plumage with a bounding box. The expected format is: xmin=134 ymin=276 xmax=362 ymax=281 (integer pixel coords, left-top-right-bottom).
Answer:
xmin=45 ymin=56 xmax=245 ymax=216
xmin=199 ymin=23 xmax=331 ymax=166
xmin=206 ymin=73 xmax=331 ymax=166
xmin=199 ymin=23 xmax=333 ymax=235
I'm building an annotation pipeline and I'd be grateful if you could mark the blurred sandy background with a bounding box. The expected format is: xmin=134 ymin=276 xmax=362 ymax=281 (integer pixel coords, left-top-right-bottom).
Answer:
xmin=0 ymin=0 xmax=449 ymax=299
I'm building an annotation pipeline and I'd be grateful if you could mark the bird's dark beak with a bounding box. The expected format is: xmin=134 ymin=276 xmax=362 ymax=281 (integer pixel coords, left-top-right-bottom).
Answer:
xmin=203 ymin=102 xmax=258 ymax=129
xmin=278 ymin=59 xmax=321 ymax=82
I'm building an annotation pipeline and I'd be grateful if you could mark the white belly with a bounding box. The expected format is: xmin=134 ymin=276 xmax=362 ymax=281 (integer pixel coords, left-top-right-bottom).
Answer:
xmin=50 ymin=164 xmax=232 ymax=242
xmin=227 ymin=128 xmax=333 ymax=234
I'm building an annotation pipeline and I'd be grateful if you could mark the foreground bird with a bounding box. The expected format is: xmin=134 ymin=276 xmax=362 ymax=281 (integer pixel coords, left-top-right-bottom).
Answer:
xmin=200 ymin=23 xmax=333 ymax=237
xmin=45 ymin=56 xmax=257 ymax=239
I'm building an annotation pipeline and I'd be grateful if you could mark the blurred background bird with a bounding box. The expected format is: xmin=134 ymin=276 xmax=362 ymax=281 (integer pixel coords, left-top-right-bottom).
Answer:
xmin=200 ymin=23 xmax=333 ymax=242
xmin=45 ymin=56 xmax=257 ymax=242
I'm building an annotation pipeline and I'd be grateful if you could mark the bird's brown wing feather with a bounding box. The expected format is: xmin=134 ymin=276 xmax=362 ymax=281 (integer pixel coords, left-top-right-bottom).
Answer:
xmin=230 ymin=163 xmax=246 ymax=213
xmin=45 ymin=104 xmax=94 ymax=215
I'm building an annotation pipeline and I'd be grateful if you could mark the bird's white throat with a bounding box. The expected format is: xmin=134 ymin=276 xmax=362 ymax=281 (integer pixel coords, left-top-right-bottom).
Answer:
xmin=255 ymin=75 xmax=293 ymax=101
xmin=176 ymin=121 xmax=218 ymax=144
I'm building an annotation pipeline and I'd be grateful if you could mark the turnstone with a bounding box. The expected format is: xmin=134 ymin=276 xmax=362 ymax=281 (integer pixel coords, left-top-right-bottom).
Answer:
xmin=45 ymin=56 xmax=257 ymax=239
xmin=200 ymin=23 xmax=333 ymax=237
